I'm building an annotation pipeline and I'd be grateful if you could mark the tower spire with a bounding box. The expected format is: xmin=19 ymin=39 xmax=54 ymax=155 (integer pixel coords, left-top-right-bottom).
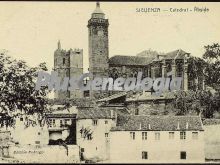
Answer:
xmin=92 ymin=1 xmax=104 ymax=18
xmin=96 ymin=1 xmax=100 ymax=8
xmin=58 ymin=40 xmax=61 ymax=50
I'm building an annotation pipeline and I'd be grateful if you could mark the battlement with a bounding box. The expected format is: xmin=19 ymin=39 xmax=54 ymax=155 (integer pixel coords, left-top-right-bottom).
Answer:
xmin=67 ymin=48 xmax=83 ymax=55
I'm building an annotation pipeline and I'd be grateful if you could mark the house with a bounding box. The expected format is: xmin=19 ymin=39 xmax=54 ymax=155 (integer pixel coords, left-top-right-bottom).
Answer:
xmin=10 ymin=114 xmax=49 ymax=146
xmin=76 ymin=107 xmax=117 ymax=161
xmin=110 ymin=115 xmax=205 ymax=163
xmin=45 ymin=105 xmax=78 ymax=145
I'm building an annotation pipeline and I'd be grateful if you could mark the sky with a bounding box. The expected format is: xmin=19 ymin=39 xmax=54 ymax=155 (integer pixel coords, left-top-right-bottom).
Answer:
xmin=0 ymin=2 xmax=220 ymax=72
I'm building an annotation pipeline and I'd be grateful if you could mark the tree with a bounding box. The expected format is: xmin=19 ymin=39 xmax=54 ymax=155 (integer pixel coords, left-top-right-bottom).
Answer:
xmin=203 ymin=43 xmax=220 ymax=91
xmin=0 ymin=50 xmax=49 ymax=127
xmin=173 ymin=90 xmax=219 ymax=118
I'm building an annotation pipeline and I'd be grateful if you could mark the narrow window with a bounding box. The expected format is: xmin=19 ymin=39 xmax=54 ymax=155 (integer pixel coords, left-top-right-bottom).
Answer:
xmin=105 ymin=133 xmax=109 ymax=137
xmin=93 ymin=120 xmax=98 ymax=126
xmin=63 ymin=58 xmax=65 ymax=65
xmin=180 ymin=151 xmax=186 ymax=159
xmin=180 ymin=131 xmax=186 ymax=140
xmin=169 ymin=132 xmax=175 ymax=139
xmin=130 ymin=132 xmax=135 ymax=140
xmin=155 ymin=132 xmax=160 ymax=140
xmin=142 ymin=132 xmax=147 ymax=140
xmin=64 ymin=119 xmax=69 ymax=125
xmin=105 ymin=120 xmax=108 ymax=124
xmin=192 ymin=132 xmax=198 ymax=140
xmin=142 ymin=151 xmax=148 ymax=159
xmin=87 ymin=134 xmax=92 ymax=140
xmin=48 ymin=119 xmax=52 ymax=127
xmin=52 ymin=119 xmax=55 ymax=127
xmin=60 ymin=120 xmax=63 ymax=127
xmin=135 ymin=109 xmax=139 ymax=115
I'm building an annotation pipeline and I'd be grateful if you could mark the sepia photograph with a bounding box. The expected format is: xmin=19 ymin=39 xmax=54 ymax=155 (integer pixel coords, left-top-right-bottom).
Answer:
xmin=0 ymin=1 xmax=220 ymax=163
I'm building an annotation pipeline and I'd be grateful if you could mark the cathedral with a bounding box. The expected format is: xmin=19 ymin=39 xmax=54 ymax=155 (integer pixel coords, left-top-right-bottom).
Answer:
xmin=54 ymin=2 xmax=205 ymax=100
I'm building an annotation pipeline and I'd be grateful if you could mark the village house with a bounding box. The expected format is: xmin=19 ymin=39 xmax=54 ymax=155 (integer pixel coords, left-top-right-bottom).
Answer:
xmin=45 ymin=106 xmax=78 ymax=145
xmin=109 ymin=115 xmax=205 ymax=163
xmin=76 ymin=107 xmax=117 ymax=162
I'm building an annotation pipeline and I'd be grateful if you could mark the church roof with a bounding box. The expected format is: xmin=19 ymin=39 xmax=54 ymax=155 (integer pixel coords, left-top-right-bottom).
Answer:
xmin=164 ymin=49 xmax=190 ymax=60
xmin=109 ymin=55 xmax=155 ymax=66
xmin=111 ymin=115 xmax=204 ymax=131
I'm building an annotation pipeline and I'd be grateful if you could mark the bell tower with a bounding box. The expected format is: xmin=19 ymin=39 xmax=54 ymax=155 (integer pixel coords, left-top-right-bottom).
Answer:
xmin=88 ymin=2 xmax=109 ymax=80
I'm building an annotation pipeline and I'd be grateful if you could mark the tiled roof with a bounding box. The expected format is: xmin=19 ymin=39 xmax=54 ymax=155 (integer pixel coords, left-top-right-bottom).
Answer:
xmin=109 ymin=55 xmax=155 ymax=66
xmin=97 ymin=92 xmax=127 ymax=102
xmin=111 ymin=115 xmax=204 ymax=131
xmin=109 ymin=49 xmax=190 ymax=66
xmin=46 ymin=113 xmax=77 ymax=118
xmin=77 ymin=107 xmax=116 ymax=119
xmin=164 ymin=49 xmax=190 ymax=60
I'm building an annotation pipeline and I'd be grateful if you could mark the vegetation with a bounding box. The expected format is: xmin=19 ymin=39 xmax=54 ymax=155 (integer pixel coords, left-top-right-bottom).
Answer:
xmin=203 ymin=43 xmax=220 ymax=91
xmin=0 ymin=50 xmax=49 ymax=127
xmin=174 ymin=43 xmax=220 ymax=118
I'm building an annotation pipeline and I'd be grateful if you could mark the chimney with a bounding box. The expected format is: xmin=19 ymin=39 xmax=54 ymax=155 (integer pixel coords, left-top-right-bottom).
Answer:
xmin=186 ymin=122 xmax=189 ymax=129
xmin=148 ymin=124 xmax=151 ymax=130
xmin=177 ymin=122 xmax=180 ymax=130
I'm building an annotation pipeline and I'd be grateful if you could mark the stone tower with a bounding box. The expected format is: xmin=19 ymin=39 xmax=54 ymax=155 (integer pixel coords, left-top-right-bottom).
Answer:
xmin=88 ymin=2 xmax=109 ymax=79
xmin=87 ymin=2 xmax=109 ymax=98
xmin=54 ymin=40 xmax=83 ymax=100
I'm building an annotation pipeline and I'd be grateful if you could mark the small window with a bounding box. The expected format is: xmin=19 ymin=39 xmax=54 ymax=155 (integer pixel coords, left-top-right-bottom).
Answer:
xmin=155 ymin=132 xmax=160 ymax=140
xmin=135 ymin=109 xmax=139 ymax=115
xmin=93 ymin=120 xmax=98 ymax=126
xmin=38 ymin=132 xmax=41 ymax=135
xmin=63 ymin=58 xmax=65 ymax=65
xmin=20 ymin=118 xmax=23 ymax=121
xmin=130 ymin=132 xmax=135 ymax=140
xmin=180 ymin=151 xmax=186 ymax=159
xmin=192 ymin=132 xmax=198 ymax=140
xmin=48 ymin=119 xmax=52 ymax=127
xmin=64 ymin=119 xmax=69 ymax=125
xmin=169 ymin=132 xmax=175 ymax=139
xmin=142 ymin=151 xmax=148 ymax=159
xmin=84 ymin=90 xmax=90 ymax=97
xmin=81 ymin=148 xmax=84 ymax=152
xmin=105 ymin=133 xmax=109 ymax=137
xmin=87 ymin=134 xmax=92 ymax=140
xmin=52 ymin=119 xmax=55 ymax=127
xmin=142 ymin=132 xmax=147 ymax=140
xmin=180 ymin=131 xmax=186 ymax=140
xmin=35 ymin=141 xmax=40 ymax=145
xmin=60 ymin=120 xmax=63 ymax=126
xmin=105 ymin=120 xmax=108 ymax=124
